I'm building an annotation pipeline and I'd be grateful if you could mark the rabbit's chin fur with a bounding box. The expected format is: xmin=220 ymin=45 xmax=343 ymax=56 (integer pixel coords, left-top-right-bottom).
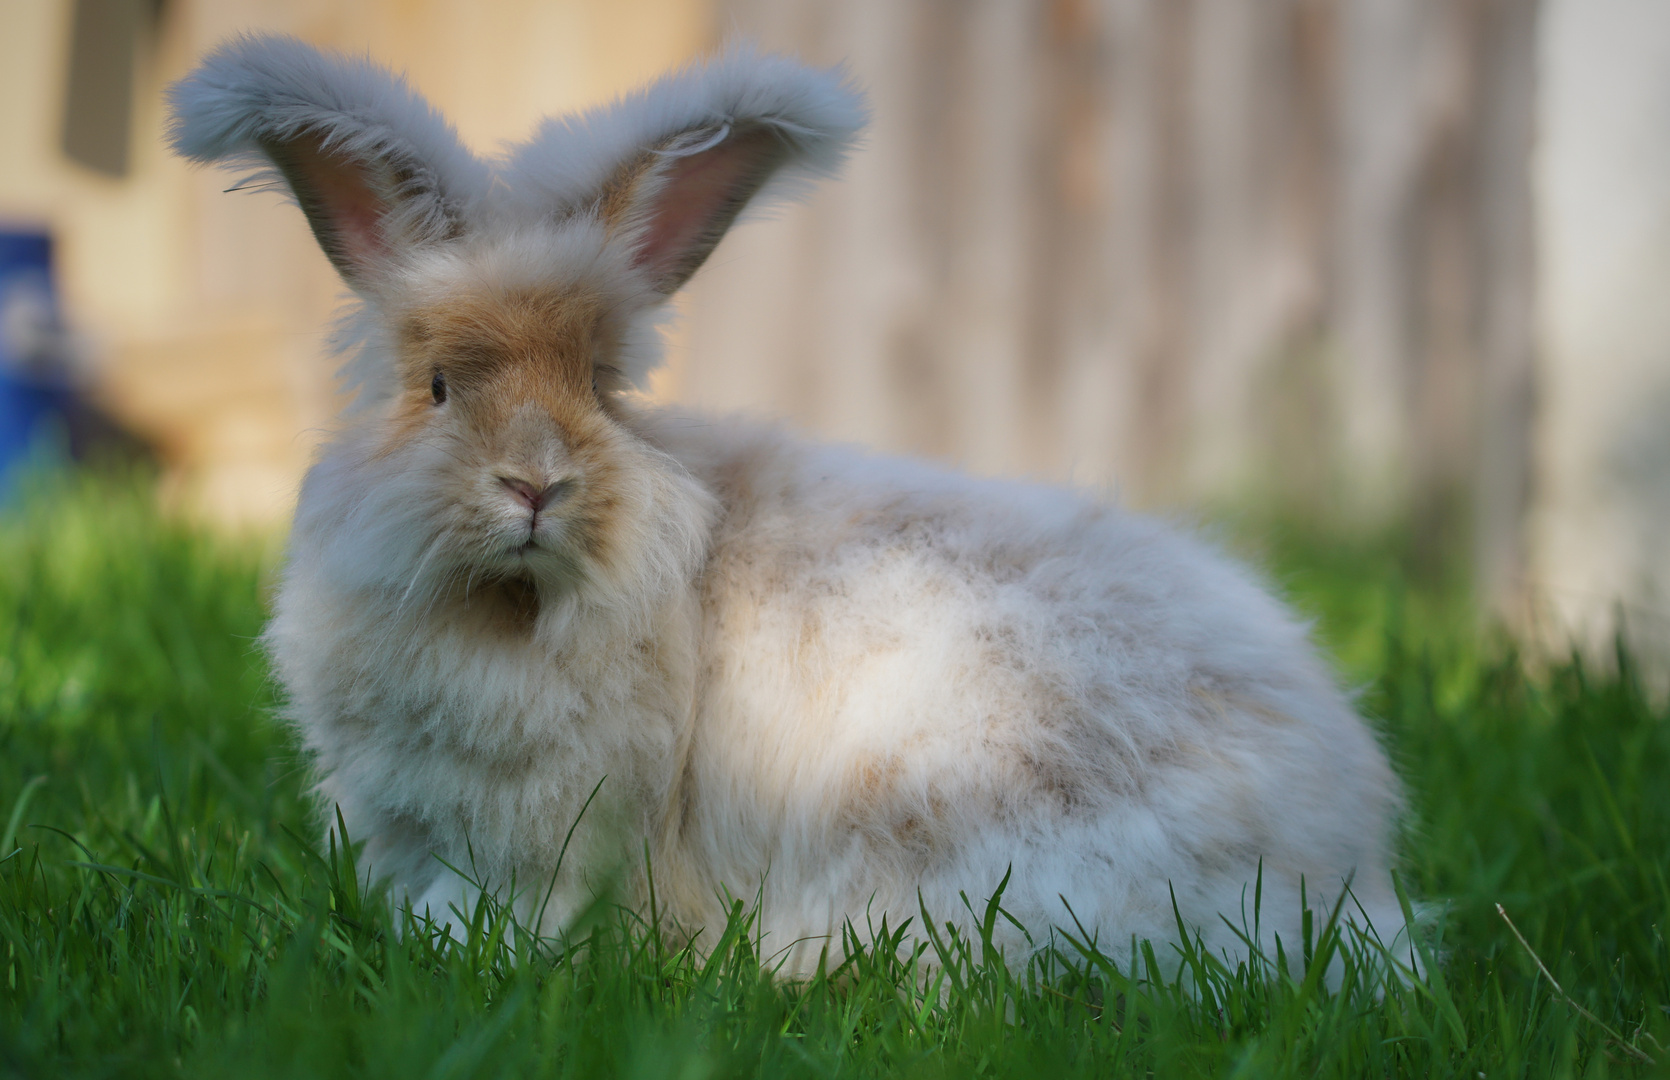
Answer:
xmin=177 ymin=36 xmax=1418 ymax=979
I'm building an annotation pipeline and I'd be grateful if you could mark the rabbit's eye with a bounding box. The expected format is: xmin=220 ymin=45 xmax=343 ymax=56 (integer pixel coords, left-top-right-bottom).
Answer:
xmin=431 ymin=370 xmax=447 ymax=405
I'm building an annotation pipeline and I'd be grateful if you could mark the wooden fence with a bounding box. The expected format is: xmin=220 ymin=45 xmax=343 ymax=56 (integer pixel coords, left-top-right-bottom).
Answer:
xmin=678 ymin=0 xmax=1539 ymax=614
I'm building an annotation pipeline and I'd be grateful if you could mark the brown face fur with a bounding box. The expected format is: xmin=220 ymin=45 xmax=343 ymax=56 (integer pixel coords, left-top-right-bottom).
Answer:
xmin=393 ymin=288 xmax=618 ymax=447
xmin=381 ymin=285 xmax=636 ymax=597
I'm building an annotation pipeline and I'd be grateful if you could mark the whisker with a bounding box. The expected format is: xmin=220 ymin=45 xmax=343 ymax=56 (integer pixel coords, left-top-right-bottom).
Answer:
xmin=395 ymin=523 xmax=456 ymax=621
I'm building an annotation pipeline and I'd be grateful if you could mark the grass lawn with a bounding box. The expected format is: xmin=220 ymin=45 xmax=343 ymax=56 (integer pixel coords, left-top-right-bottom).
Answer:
xmin=2 ymin=470 xmax=1667 ymax=1078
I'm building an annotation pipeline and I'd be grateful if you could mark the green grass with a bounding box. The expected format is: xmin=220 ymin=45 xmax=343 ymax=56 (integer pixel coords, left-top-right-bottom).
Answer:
xmin=3 ymin=471 xmax=1669 ymax=1078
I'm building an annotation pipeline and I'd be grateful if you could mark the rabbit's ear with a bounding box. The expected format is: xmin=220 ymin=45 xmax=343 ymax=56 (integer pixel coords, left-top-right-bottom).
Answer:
xmin=607 ymin=123 xmax=798 ymax=294
xmin=168 ymin=35 xmax=488 ymax=291
xmin=504 ymin=47 xmax=866 ymax=295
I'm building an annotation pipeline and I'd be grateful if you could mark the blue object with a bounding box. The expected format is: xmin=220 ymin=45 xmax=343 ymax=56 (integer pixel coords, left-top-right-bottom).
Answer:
xmin=0 ymin=378 xmax=69 ymax=470
xmin=0 ymin=231 xmax=52 ymax=288
xmin=0 ymin=228 xmax=72 ymax=488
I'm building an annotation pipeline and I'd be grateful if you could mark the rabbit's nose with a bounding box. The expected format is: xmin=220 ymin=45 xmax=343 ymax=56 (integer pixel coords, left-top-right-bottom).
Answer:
xmin=498 ymin=476 xmax=566 ymax=512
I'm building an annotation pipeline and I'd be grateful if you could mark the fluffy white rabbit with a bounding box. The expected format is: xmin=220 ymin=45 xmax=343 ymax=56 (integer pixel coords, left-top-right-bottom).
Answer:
xmin=169 ymin=35 xmax=1413 ymax=974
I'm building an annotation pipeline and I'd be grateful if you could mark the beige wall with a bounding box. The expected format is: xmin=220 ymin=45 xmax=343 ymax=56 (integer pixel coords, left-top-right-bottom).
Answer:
xmin=1532 ymin=0 xmax=1670 ymax=660
xmin=0 ymin=0 xmax=708 ymax=524
xmin=684 ymin=0 xmax=1538 ymax=564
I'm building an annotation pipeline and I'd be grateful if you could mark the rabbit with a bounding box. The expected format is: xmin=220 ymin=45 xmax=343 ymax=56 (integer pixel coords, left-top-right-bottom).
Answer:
xmin=168 ymin=34 xmax=1416 ymax=976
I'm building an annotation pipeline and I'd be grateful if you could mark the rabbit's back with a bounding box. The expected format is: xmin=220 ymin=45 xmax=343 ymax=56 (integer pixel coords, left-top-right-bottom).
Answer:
xmin=647 ymin=414 xmax=1407 ymax=969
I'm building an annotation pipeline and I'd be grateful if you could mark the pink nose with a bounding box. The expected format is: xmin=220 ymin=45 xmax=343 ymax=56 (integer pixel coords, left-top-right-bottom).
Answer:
xmin=498 ymin=476 xmax=564 ymax=512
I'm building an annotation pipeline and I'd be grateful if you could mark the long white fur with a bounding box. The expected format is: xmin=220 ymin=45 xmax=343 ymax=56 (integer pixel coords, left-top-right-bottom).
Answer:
xmin=170 ymin=36 xmax=1415 ymax=976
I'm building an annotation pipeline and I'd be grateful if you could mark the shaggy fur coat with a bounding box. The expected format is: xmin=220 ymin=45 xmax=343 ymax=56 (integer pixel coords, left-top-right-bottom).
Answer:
xmin=169 ymin=35 xmax=1412 ymax=974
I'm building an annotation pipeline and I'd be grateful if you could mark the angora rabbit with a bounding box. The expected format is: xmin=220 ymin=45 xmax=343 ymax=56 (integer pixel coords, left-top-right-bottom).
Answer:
xmin=169 ymin=35 xmax=1413 ymax=973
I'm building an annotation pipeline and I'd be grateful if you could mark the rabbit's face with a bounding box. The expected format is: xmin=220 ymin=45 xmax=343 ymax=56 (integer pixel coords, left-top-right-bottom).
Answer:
xmin=379 ymin=282 xmax=626 ymax=592
xmin=313 ymin=222 xmax=688 ymax=606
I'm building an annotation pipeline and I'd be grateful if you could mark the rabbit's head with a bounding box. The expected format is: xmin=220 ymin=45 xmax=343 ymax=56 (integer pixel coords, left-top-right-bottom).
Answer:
xmin=169 ymin=36 xmax=863 ymax=611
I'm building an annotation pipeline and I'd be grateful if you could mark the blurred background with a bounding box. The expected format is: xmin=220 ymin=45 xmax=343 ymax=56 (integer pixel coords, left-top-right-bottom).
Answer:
xmin=0 ymin=0 xmax=1666 ymax=663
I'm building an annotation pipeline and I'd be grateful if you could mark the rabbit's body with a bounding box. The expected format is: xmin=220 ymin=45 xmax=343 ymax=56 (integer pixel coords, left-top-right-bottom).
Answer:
xmin=175 ymin=36 xmax=1412 ymax=972
xmin=651 ymin=416 xmax=1404 ymax=968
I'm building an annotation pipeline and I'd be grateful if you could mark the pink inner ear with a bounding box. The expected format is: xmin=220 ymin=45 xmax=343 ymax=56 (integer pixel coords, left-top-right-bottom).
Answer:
xmin=631 ymin=129 xmax=783 ymax=290
xmin=273 ymin=132 xmax=393 ymax=280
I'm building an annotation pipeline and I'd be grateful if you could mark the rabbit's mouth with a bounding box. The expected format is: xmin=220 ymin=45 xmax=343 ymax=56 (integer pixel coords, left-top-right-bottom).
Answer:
xmin=477 ymin=503 xmax=562 ymax=561
xmin=512 ymin=519 xmax=555 ymax=556
xmin=487 ymin=527 xmax=588 ymax=594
